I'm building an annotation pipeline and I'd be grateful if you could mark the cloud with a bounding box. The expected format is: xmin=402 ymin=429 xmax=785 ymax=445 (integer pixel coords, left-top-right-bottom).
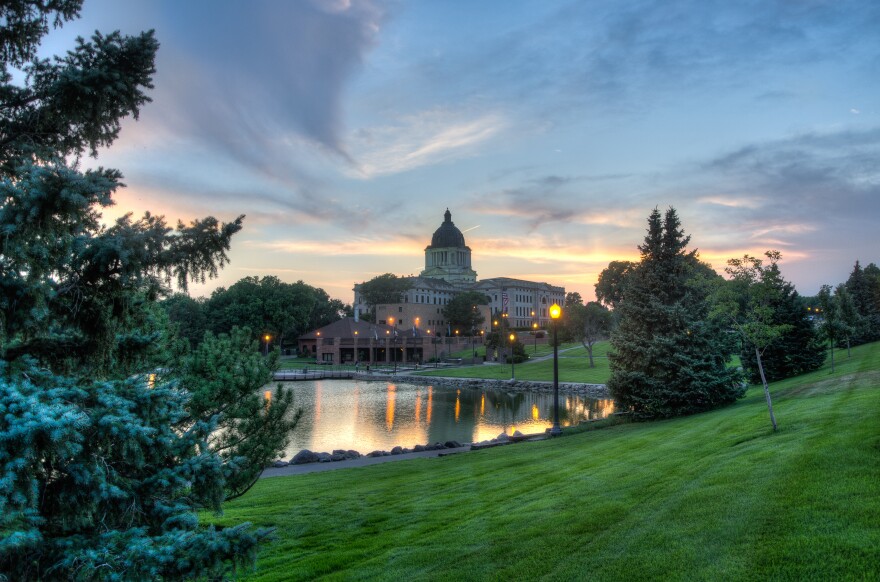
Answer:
xmin=392 ymin=0 xmax=880 ymax=122
xmin=697 ymin=195 xmax=765 ymax=209
xmin=154 ymin=0 xmax=385 ymax=156
xmin=347 ymin=109 xmax=507 ymax=178
xmin=246 ymin=236 xmax=423 ymax=258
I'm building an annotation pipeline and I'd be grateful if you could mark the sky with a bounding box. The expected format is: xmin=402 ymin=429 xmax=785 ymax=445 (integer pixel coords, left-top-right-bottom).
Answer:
xmin=37 ymin=0 xmax=880 ymax=303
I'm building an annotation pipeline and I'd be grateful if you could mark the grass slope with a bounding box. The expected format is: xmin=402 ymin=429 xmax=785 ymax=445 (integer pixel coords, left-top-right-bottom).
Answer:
xmin=215 ymin=343 xmax=880 ymax=581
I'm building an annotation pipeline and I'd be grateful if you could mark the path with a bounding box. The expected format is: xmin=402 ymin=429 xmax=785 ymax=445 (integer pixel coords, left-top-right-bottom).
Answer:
xmin=260 ymin=445 xmax=473 ymax=478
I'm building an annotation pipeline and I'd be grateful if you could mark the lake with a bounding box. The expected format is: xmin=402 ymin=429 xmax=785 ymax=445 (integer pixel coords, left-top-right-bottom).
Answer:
xmin=269 ymin=379 xmax=614 ymax=459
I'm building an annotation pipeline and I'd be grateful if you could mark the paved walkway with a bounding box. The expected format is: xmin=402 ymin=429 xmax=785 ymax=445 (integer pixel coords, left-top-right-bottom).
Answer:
xmin=260 ymin=446 xmax=474 ymax=478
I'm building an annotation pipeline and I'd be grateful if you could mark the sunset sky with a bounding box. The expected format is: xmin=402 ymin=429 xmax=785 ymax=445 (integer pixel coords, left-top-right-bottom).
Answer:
xmin=38 ymin=0 xmax=880 ymax=303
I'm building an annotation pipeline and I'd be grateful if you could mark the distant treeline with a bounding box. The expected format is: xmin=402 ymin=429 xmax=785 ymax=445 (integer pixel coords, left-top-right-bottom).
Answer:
xmin=161 ymin=276 xmax=351 ymax=350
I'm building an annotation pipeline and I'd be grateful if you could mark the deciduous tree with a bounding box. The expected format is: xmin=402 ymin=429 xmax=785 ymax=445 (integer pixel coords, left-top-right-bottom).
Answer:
xmin=442 ymin=290 xmax=489 ymax=333
xmin=567 ymin=301 xmax=612 ymax=368
xmin=357 ymin=273 xmax=412 ymax=321
xmin=595 ymin=260 xmax=635 ymax=310
xmin=729 ymin=253 xmax=825 ymax=386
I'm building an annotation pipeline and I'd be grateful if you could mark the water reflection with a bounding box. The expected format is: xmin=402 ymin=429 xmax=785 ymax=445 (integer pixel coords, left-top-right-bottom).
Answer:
xmin=276 ymin=380 xmax=614 ymax=459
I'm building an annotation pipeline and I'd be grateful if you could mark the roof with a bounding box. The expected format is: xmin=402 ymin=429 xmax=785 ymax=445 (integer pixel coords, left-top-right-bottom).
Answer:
xmin=427 ymin=208 xmax=467 ymax=249
xmin=298 ymin=317 xmax=421 ymax=340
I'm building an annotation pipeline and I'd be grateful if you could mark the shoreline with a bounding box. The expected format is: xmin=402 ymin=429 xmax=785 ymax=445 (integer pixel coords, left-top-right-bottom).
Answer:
xmin=348 ymin=372 xmax=610 ymax=400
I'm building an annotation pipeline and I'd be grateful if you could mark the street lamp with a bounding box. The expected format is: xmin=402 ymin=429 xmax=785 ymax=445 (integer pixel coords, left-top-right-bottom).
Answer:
xmin=549 ymin=303 xmax=562 ymax=436
xmin=354 ymin=330 xmax=359 ymax=366
xmin=509 ymin=332 xmax=516 ymax=380
xmin=532 ymin=322 xmax=538 ymax=353
xmin=263 ymin=334 xmax=271 ymax=356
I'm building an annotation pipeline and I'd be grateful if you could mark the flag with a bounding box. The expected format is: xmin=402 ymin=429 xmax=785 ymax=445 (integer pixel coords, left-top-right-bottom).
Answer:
xmin=502 ymin=291 xmax=509 ymax=314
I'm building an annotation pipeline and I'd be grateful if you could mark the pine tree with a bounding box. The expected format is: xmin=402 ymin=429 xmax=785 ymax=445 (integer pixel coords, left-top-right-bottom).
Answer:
xmin=845 ymin=260 xmax=880 ymax=344
xmin=835 ymin=283 xmax=860 ymax=357
xmin=817 ymin=285 xmax=845 ymax=372
xmin=1 ymin=3 xmax=295 ymax=578
xmin=608 ymin=208 xmax=743 ymax=419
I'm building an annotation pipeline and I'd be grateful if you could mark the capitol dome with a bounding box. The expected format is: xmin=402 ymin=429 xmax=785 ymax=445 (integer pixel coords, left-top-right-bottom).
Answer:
xmin=428 ymin=209 xmax=466 ymax=249
xmin=420 ymin=209 xmax=477 ymax=283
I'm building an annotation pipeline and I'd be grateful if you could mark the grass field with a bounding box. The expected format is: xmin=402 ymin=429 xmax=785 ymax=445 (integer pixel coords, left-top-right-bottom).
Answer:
xmin=212 ymin=342 xmax=880 ymax=581
xmin=414 ymin=342 xmax=612 ymax=384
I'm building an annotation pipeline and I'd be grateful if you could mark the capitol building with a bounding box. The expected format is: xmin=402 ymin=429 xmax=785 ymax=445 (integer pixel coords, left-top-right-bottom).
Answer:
xmin=353 ymin=209 xmax=565 ymax=334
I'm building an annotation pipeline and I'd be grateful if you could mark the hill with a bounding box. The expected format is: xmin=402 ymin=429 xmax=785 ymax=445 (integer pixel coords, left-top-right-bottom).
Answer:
xmin=213 ymin=342 xmax=880 ymax=581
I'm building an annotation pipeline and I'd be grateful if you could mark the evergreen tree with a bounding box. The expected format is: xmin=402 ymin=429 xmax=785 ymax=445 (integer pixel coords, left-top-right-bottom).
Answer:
xmin=845 ymin=260 xmax=880 ymax=344
xmin=835 ymin=283 xmax=860 ymax=357
xmin=0 ymin=3 xmax=295 ymax=578
xmin=817 ymin=285 xmax=845 ymax=372
xmin=608 ymin=208 xmax=743 ymax=419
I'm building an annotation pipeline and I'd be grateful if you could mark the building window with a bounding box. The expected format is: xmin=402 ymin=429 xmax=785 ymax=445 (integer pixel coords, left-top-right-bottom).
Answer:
xmin=399 ymin=306 xmax=403 ymax=312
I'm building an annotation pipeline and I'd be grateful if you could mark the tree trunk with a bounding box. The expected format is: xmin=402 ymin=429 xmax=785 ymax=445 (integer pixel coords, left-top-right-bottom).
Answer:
xmin=755 ymin=347 xmax=777 ymax=431
xmin=584 ymin=341 xmax=595 ymax=368
xmin=847 ymin=337 xmax=851 ymax=358
xmin=830 ymin=339 xmax=835 ymax=372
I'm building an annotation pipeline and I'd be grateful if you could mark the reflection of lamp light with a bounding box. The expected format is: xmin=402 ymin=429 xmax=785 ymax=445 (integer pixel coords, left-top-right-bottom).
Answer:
xmin=549 ymin=303 xmax=562 ymax=436
xmin=509 ymin=333 xmax=516 ymax=380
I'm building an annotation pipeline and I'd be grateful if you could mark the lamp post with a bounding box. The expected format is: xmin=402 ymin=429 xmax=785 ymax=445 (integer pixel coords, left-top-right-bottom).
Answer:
xmin=353 ymin=330 xmax=359 ymax=366
xmin=263 ymin=334 xmax=271 ymax=356
xmin=549 ymin=303 xmax=562 ymax=436
xmin=509 ymin=332 xmax=516 ymax=380
xmin=532 ymin=322 xmax=538 ymax=353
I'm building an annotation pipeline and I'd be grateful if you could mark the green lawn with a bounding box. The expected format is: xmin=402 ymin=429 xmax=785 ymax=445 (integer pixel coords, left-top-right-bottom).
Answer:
xmin=212 ymin=343 xmax=880 ymax=581
xmin=416 ymin=341 xmax=612 ymax=384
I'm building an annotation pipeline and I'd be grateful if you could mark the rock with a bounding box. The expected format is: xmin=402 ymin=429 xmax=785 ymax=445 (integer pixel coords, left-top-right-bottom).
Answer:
xmin=290 ymin=449 xmax=319 ymax=465
xmin=391 ymin=446 xmax=403 ymax=455
xmin=316 ymin=452 xmax=333 ymax=462
xmin=330 ymin=451 xmax=346 ymax=461
xmin=413 ymin=444 xmax=425 ymax=452
xmin=496 ymin=432 xmax=510 ymax=442
xmin=444 ymin=440 xmax=463 ymax=449
xmin=402 ymin=448 xmax=412 ymax=454
xmin=512 ymin=430 xmax=524 ymax=438
xmin=271 ymin=460 xmax=289 ymax=468
xmin=367 ymin=450 xmax=385 ymax=457
xmin=345 ymin=450 xmax=361 ymax=460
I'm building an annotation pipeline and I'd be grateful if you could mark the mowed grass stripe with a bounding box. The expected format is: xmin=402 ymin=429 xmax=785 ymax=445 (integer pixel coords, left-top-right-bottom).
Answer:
xmin=212 ymin=342 xmax=880 ymax=581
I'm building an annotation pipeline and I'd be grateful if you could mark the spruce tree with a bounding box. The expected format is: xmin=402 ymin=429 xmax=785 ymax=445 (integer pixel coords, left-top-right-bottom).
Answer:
xmin=0 ymin=2 xmax=295 ymax=578
xmin=608 ymin=208 xmax=743 ymax=419
xmin=845 ymin=260 xmax=880 ymax=344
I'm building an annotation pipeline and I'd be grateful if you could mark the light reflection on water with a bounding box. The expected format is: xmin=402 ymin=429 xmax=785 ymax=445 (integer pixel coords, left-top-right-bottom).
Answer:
xmin=274 ymin=380 xmax=614 ymax=458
